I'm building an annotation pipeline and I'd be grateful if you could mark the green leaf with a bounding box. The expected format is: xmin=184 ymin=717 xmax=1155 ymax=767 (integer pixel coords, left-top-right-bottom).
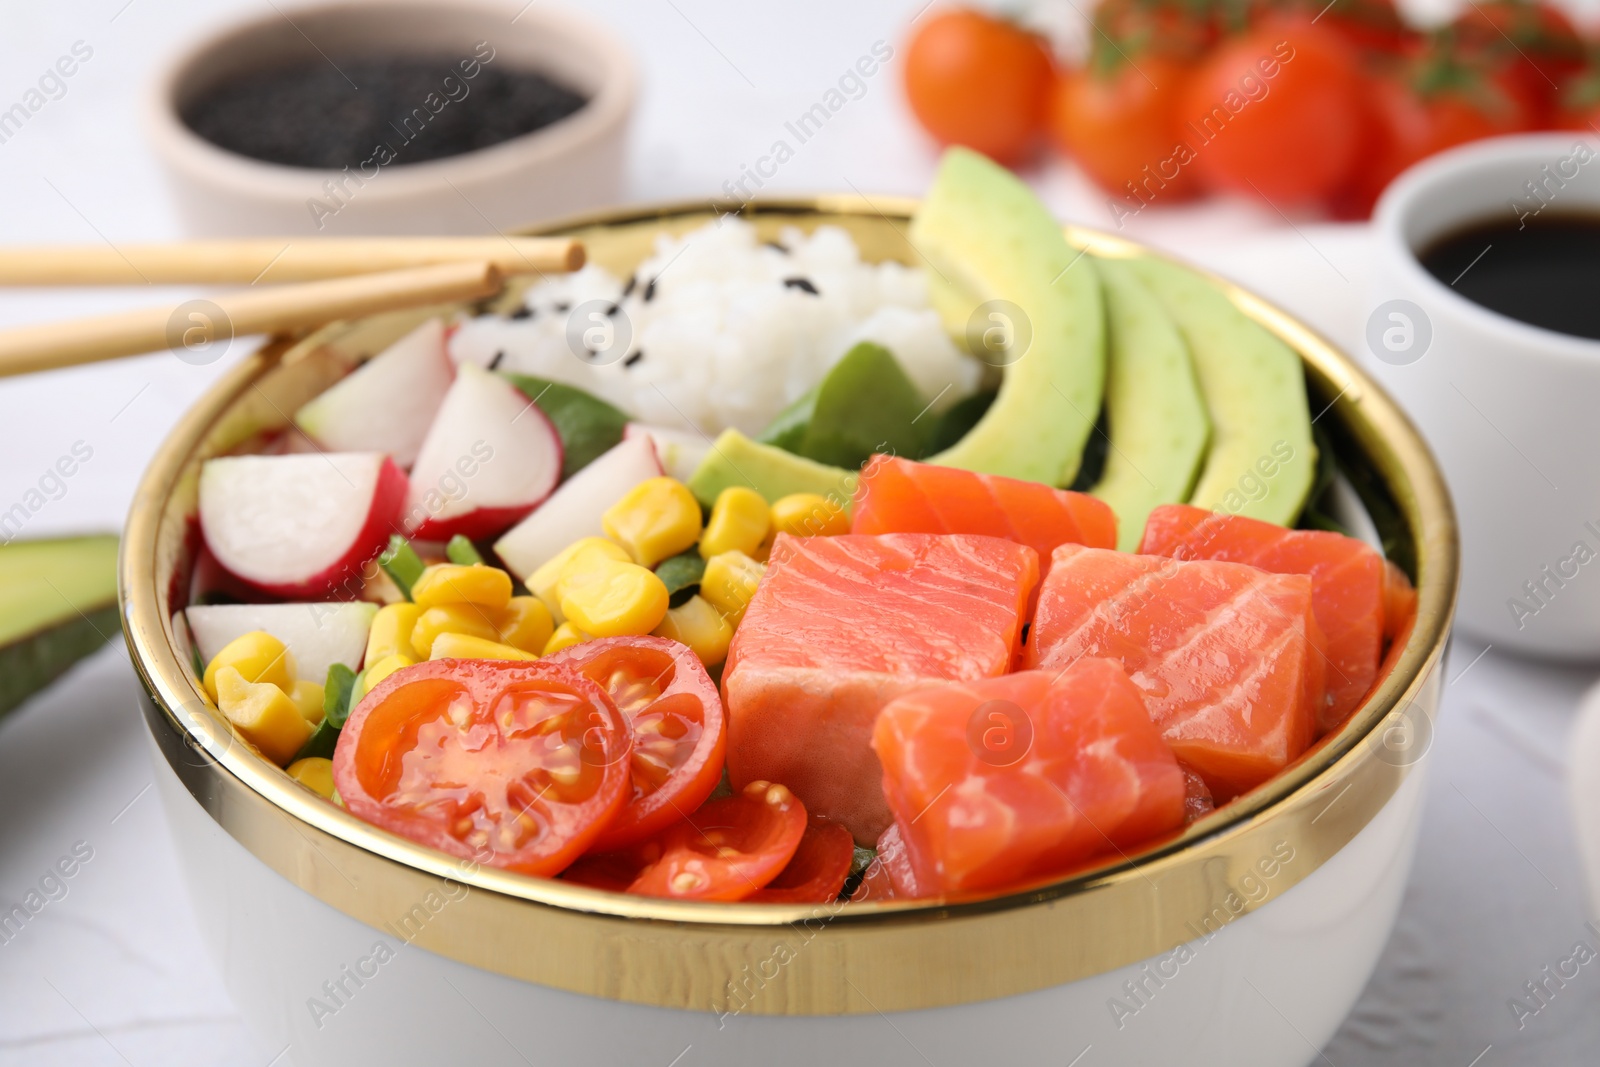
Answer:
xmin=925 ymin=388 xmax=996 ymax=455
xmin=323 ymin=662 xmax=357 ymax=729
xmin=379 ymin=535 xmax=425 ymax=600
xmin=294 ymin=718 xmax=339 ymax=762
xmin=754 ymin=342 xmax=929 ymax=470
xmin=503 ymin=374 xmax=631 ymax=479
xmin=445 ymin=535 xmax=484 ymax=566
xmin=655 ymin=550 xmax=706 ymax=603
xmin=756 ymin=385 xmax=819 ymax=453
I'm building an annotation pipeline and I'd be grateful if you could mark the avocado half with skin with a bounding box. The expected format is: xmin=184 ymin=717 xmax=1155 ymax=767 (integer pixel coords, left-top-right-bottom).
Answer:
xmin=0 ymin=535 xmax=120 ymax=717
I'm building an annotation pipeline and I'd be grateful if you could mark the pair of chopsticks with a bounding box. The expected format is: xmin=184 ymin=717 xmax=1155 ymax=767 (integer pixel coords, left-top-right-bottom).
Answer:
xmin=0 ymin=237 xmax=584 ymax=379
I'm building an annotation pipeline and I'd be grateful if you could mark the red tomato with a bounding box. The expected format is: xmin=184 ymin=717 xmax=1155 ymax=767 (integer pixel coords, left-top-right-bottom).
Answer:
xmin=903 ymin=8 xmax=1055 ymax=163
xmin=332 ymin=660 xmax=632 ymax=875
xmin=1181 ymin=17 xmax=1364 ymax=204
xmin=1093 ymin=0 xmax=1221 ymax=61
xmin=566 ymin=780 xmax=808 ymax=900
xmin=748 ymin=816 xmax=856 ymax=903
xmin=1050 ymin=55 xmax=1203 ymax=201
xmin=1271 ymin=0 xmax=1413 ymax=55
xmin=1449 ymin=0 xmax=1584 ymax=116
xmin=544 ymin=635 xmax=725 ymax=852
xmin=1552 ymin=65 xmax=1600 ymax=131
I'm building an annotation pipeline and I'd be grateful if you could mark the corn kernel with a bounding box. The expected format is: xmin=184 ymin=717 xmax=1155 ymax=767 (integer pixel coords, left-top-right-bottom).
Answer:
xmin=290 ymin=679 xmax=325 ymax=724
xmin=410 ymin=603 xmax=500 ymax=658
xmin=528 ymin=538 xmax=630 ymax=623
xmin=287 ymin=757 xmax=336 ymax=798
xmin=429 ymin=632 xmax=539 ymax=661
xmin=543 ymin=621 xmax=591 ymax=655
xmin=411 ymin=562 xmax=513 ymax=611
xmin=602 ymin=477 xmax=703 ymax=568
xmin=495 ymin=595 xmax=554 ymax=654
xmin=653 ymin=595 xmax=734 ymax=667
xmin=770 ymin=493 xmax=849 ymax=537
xmin=699 ymin=486 xmax=770 ymax=560
xmin=559 ymin=558 xmax=669 ymax=638
xmin=214 ymin=665 xmax=313 ymax=766
xmin=352 ymin=652 xmax=415 ymax=705
xmin=701 ymin=550 xmax=767 ymax=627
xmin=367 ymin=602 xmax=422 ymax=665
xmin=202 ymin=631 xmax=297 ymax=702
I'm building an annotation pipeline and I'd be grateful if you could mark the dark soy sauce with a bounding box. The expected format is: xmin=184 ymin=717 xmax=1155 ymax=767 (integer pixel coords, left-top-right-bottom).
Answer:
xmin=1418 ymin=213 xmax=1600 ymax=342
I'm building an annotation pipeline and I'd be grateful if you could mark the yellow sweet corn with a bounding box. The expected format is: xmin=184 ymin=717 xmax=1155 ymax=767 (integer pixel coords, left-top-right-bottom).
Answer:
xmin=543 ymin=621 xmax=591 ymax=655
xmin=429 ymin=632 xmax=539 ymax=661
xmin=495 ymin=595 xmax=554 ymax=654
xmin=286 ymin=757 xmax=336 ymax=799
xmin=290 ymin=679 xmax=325 ymax=724
xmin=653 ymin=594 xmax=733 ymax=667
xmin=701 ymin=550 xmax=767 ymax=628
xmin=352 ymin=652 xmax=415 ymax=705
xmin=528 ymin=537 xmax=630 ymax=623
xmin=559 ymin=558 xmax=669 ymax=638
xmin=202 ymin=631 xmax=297 ymax=702
xmin=602 ymin=477 xmax=703 ymax=568
xmin=699 ymin=486 xmax=770 ymax=560
xmin=366 ymin=602 xmax=423 ymax=664
xmin=410 ymin=603 xmax=500 ymax=658
xmin=411 ymin=562 xmax=513 ymax=612
xmin=770 ymin=493 xmax=849 ymax=538
xmin=214 ymin=665 xmax=312 ymax=766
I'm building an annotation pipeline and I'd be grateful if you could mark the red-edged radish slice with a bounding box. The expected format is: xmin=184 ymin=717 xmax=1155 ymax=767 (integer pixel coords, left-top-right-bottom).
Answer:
xmin=186 ymin=602 xmax=378 ymax=682
xmin=493 ymin=433 xmax=662 ymax=581
xmin=198 ymin=452 xmax=407 ymax=599
xmin=623 ymin=423 xmax=712 ymax=484
xmin=293 ymin=318 xmax=453 ymax=469
xmin=405 ymin=363 xmax=562 ymax=542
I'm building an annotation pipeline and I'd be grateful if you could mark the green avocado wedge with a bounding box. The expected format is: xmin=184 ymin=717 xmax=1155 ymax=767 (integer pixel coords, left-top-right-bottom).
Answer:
xmin=686 ymin=429 xmax=857 ymax=511
xmin=1090 ymin=257 xmax=1210 ymax=550
xmin=1124 ymin=255 xmax=1315 ymax=526
xmin=0 ymin=534 xmax=120 ymax=717
xmin=912 ymin=148 xmax=1105 ymax=487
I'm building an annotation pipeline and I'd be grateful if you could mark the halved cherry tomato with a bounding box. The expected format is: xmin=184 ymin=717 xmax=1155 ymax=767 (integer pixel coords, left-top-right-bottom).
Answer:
xmin=565 ymin=780 xmax=807 ymax=901
xmin=545 ymin=635 xmax=726 ymax=851
xmin=903 ymin=8 xmax=1055 ymax=163
xmin=748 ymin=816 xmax=855 ymax=903
xmin=331 ymin=659 xmax=631 ymax=876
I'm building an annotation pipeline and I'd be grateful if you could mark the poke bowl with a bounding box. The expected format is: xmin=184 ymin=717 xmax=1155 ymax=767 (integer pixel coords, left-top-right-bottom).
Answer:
xmin=122 ymin=152 xmax=1457 ymax=1067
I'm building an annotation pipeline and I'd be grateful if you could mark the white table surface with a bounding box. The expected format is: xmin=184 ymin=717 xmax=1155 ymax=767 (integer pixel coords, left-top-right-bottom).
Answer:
xmin=3 ymin=2 xmax=1600 ymax=1064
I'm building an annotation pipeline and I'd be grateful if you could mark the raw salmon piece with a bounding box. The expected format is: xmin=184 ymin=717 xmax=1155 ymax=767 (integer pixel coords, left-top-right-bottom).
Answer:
xmin=872 ymin=661 xmax=1185 ymax=896
xmin=852 ymin=455 xmax=1117 ymax=561
xmin=1139 ymin=503 xmax=1383 ymax=732
xmin=1382 ymin=559 xmax=1417 ymax=644
xmin=723 ymin=532 xmax=1038 ymax=843
xmin=1025 ymin=544 xmax=1323 ymax=800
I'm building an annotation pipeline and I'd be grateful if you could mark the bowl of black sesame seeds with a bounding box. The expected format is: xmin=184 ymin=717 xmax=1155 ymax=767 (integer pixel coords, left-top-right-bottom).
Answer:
xmin=145 ymin=0 xmax=635 ymax=236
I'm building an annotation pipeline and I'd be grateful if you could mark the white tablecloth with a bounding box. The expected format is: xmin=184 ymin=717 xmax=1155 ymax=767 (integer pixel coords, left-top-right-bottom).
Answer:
xmin=2 ymin=2 xmax=1599 ymax=1063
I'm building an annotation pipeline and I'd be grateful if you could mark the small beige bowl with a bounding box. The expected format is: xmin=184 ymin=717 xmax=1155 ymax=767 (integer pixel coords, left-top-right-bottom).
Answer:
xmin=144 ymin=0 xmax=635 ymax=236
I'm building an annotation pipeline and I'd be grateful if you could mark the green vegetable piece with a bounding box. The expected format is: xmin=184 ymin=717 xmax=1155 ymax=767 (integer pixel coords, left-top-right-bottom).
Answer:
xmin=323 ymin=662 xmax=357 ymax=729
xmin=687 ymin=429 xmax=858 ymax=511
xmin=756 ymin=343 xmax=927 ymax=468
xmin=379 ymin=535 xmax=425 ymax=600
xmin=503 ymin=374 xmax=630 ymax=479
xmin=445 ymin=535 xmax=484 ymax=566
xmin=294 ymin=718 xmax=339 ymax=762
xmin=655 ymin=551 xmax=707 ymax=602
xmin=0 ymin=535 xmax=120 ymax=719
xmin=925 ymin=389 xmax=995 ymax=455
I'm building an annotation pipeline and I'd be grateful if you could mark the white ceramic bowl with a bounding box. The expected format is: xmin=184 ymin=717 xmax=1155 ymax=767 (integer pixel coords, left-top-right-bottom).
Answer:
xmin=144 ymin=0 xmax=635 ymax=236
xmin=123 ymin=200 xmax=1458 ymax=1067
xmin=1366 ymin=133 xmax=1600 ymax=658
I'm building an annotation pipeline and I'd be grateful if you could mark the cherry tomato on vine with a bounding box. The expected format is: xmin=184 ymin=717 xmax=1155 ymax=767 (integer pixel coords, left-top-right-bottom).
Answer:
xmin=903 ymin=8 xmax=1055 ymax=163
xmin=1050 ymin=54 xmax=1202 ymax=201
xmin=1449 ymin=0 xmax=1584 ymax=116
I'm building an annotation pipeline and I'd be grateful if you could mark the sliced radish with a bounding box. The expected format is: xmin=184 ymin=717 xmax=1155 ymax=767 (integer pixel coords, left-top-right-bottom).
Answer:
xmin=624 ymin=423 xmax=713 ymax=483
xmin=404 ymin=362 xmax=562 ymax=542
xmin=199 ymin=452 xmax=407 ymax=599
xmin=293 ymin=318 xmax=453 ymax=469
xmin=493 ymin=434 xmax=662 ymax=581
xmin=186 ymin=601 xmax=378 ymax=682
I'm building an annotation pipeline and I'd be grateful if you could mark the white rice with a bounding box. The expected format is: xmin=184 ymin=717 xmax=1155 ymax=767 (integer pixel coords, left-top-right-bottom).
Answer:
xmin=448 ymin=218 xmax=980 ymax=437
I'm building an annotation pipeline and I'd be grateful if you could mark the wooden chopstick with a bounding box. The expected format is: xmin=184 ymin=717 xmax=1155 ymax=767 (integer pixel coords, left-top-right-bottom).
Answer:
xmin=0 ymin=260 xmax=506 ymax=379
xmin=0 ymin=237 xmax=583 ymax=286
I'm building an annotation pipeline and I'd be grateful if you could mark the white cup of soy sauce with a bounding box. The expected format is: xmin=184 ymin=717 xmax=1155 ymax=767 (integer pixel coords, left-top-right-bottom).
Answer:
xmin=1366 ymin=133 xmax=1600 ymax=659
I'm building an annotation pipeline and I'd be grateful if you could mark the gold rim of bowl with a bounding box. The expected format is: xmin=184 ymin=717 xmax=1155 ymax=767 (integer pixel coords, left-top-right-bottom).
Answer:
xmin=121 ymin=196 xmax=1459 ymax=1016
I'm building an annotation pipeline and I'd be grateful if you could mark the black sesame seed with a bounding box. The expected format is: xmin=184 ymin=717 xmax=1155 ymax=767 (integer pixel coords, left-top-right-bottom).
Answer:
xmin=621 ymin=274 xmax=637 ymax=298
xmin=623 ymin=350 xmax=644 ymax=368
xmin=783 ymin=276 xmax=819 ymax=295
xmin=554 ymin=301 xmax=571 ymax=313
xmin=643 ymin=276 xmax=658 ymax=302
xmin=764 ymin=241 xmax=789 ymax=254
xmin=604 ymin=302 xmax=621 ymax=318
xmin=509 ymin=305 xmax=532 ymax=320
xmin=488 ymin=351 xmax=505 ymax=371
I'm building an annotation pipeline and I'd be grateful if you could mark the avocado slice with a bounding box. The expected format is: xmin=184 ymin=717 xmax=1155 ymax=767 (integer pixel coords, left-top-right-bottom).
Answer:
xmin=1090 ymin=258 xmax=1211 ymax=550
xmin=1124 ymin=256 xmax=1315 ymax=526
xmin=0 ymin=535 xmax=120 ymax=717
xmin=912 ymin=148 xmax=1105 ymax=487
xmin=757 ymin=342 xmax=927 ymax=468
xmin=686 ymin=429 xmax=857 ymax=511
